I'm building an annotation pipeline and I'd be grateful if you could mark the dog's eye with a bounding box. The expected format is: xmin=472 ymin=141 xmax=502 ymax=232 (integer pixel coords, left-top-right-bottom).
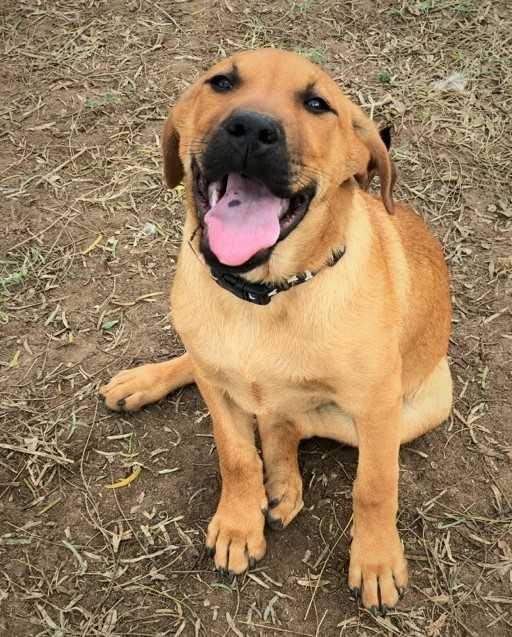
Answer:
xmin=304 ymin=96 xmax=331 ymax=114
xmin=209 ymin=74 xmax=234 ymax=93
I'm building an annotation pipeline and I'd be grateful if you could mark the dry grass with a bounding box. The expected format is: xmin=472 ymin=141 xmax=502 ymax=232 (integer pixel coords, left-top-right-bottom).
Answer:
xmin=1 ymin=1 xmax=511 ymax=635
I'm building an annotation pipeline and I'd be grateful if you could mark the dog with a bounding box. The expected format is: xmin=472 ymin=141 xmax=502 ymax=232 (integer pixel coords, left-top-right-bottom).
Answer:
xmin=100 ymin=48 xmax=452 ymax=615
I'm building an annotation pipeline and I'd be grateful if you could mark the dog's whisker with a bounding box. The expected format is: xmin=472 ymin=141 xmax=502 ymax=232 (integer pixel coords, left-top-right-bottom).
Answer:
xmin=290 ymin=164 xmax=337 ymax=183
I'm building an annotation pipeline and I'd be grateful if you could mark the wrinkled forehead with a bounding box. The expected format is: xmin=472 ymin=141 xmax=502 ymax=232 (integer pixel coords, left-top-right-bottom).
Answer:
xmin=203 ymin=49 xmax=346 ymax=107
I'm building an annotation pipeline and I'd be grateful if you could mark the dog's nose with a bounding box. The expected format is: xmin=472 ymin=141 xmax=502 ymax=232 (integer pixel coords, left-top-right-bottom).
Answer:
xmin=222 ymin=111 xmax=282 ymax=148
xmin=202 ymin=109 xmax=290 ymax=193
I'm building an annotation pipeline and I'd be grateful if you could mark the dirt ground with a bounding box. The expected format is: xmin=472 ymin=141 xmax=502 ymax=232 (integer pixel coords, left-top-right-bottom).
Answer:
xmin=1 ymin=1 xmax=511 ymax=635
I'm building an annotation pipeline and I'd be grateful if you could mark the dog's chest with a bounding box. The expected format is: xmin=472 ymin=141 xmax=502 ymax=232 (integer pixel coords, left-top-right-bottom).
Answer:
xmin=199 ymin=348 xmax=336 ymax=416
xmin=177 ymin=299 xmax=340 ymax=416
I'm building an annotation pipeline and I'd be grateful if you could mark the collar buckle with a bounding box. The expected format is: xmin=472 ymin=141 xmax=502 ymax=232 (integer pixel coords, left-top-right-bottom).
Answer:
xmin=211 ymin=270 xmax=274 ymax=305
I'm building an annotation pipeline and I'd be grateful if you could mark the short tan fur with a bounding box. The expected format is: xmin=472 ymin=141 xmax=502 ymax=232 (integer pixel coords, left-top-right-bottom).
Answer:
xmin=100 ymin=49 xmax=452 ymax=613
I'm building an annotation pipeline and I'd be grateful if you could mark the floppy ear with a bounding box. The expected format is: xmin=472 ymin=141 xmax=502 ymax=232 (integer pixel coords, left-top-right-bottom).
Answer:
xmin=349 ymin=104 xmax=395 ymax=214
xmin=161 ymin=110 xmax=184 ymax=189
xmin=365 ymin=125 xmax=397 ymax=197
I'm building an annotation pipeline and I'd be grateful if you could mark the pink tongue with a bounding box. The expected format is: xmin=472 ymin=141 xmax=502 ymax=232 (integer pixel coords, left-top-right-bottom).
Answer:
xmin=205 ymin=173 xmax=285 ymax=266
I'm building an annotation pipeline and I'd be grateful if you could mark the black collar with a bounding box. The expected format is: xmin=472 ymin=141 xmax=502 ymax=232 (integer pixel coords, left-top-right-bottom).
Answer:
xmin=209 ymin=247 xmax=345 ymax=305
xmin=188 ymin=226 xmax=345 ymax=306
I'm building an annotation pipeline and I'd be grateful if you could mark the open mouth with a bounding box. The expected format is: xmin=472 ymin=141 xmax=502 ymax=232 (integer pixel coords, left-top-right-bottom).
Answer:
xmin=193 ymin=161 xmax=315 ymax=270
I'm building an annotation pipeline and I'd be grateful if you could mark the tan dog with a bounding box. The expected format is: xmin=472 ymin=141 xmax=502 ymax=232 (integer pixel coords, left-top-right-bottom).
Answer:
xmin=100 ymin=49 xmax=452 ymax=614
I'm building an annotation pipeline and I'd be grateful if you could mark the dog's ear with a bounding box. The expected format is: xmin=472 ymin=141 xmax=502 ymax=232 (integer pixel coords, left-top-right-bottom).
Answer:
xmin=161 ymin=109 xmax=184 ymax=189
xmin=365 ymin=125 xmax=397 ymax=199
xmin=349 ymin=104 xmax=395 ymax=214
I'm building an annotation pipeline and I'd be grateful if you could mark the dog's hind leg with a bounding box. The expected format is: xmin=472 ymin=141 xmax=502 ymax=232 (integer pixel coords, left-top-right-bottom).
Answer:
xmin=286 ymin=357 xmax=452 ymax=449
xmin=100 ymin=352 xmax=194 ymax=412
xmin=258 ymin=416 xmax=304 ymax=529
xmin=401 ymin=356 xmax=452 ymax=444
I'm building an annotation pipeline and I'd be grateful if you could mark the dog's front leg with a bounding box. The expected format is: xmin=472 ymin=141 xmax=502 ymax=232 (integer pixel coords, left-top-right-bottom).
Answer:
xmin=195 ymin=373 xmax=268 ymax=576
xmin=349 ymin=381 xmax=408 ymax=614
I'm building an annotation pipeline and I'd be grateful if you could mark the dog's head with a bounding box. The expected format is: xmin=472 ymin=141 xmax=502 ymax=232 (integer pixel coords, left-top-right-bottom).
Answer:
xmin=163 ymin=49 xmax=394 ymax=273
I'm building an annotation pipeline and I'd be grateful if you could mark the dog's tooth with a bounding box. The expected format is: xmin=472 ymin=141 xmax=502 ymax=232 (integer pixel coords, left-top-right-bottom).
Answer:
xmin=208 ymin=182 xmax=220 ymax=207
xmin=279 ymin=199 xmax=290 ymax=218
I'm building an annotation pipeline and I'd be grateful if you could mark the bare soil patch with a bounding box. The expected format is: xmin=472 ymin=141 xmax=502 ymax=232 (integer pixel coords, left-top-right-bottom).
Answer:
xmin=1 ymin=1 xmax=511 ymax=635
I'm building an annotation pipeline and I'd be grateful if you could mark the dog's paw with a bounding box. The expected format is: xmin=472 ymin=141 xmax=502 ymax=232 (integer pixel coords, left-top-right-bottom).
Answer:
xmin=348 ymin=526 xmax=408 ymax=614
xmin=206 ymin=489 xmax=267 ymax=575
xmin=265 ymin=473 xmax=303 ymax=530
xmin=99 ymin=363 xmax=173 ymax=412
